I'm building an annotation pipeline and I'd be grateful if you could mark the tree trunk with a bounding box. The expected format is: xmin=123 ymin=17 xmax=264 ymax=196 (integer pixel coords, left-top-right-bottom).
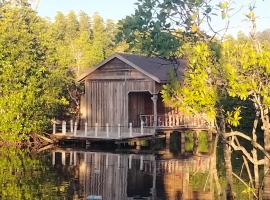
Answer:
xmin=263 ymin=108 xmax=270 ymax=199
xmin=211 ymin=134 xmax=222 ymax=196
xmin=219 ymin=112 xmax=235 ymax=200
xmin=252 ymin=109 xmax=260 ymax=197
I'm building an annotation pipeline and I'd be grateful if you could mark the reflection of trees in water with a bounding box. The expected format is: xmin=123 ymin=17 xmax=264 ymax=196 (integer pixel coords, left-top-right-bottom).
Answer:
xmin=0 ymin=148 xmax=69 ymax=200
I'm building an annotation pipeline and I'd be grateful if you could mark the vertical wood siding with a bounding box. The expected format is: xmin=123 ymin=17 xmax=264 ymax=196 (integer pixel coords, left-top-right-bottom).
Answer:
xmin=82 ymin=58 xmax=157 ymax=127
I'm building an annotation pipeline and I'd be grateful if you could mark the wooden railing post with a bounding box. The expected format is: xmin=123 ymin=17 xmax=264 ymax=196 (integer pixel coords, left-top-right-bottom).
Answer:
xmin=62 ymin=121 xmax=66 ymax=135
xmin=118 ymin=124 xmax=121 ymax=138
xmin=151 ymin=94 xmax=158 ymax=127
xmin=53 ymin=122 xmax=56 ymax=134
xmin=74 ymin=121 xmax=77 ymax=136
xmin=141 ymin=121 xmax=144 ymax=135
xmin=70 ymin=119 xmax=73 ymax=133
xmin=84 ymin=122 xmax=88 ymax=136
xmin=95 ymin=123 xmax=98 ymax=137
xmin=106 ymin=123 xmax=109 ymax=138
xmin=129 ymin=123 xmax=133 ymax=137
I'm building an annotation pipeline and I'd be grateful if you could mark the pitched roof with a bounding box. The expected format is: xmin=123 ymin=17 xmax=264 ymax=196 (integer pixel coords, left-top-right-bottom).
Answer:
xmin=77 ymin=53 xmax=186 ymax=83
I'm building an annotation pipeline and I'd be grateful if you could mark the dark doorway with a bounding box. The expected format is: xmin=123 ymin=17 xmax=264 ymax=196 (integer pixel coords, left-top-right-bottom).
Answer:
xmin=128 ymin=92 xmax=153 ymax=127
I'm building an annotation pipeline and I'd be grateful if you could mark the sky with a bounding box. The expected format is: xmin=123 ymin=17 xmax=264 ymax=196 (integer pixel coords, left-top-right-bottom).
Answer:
xmin=36 ymin=0 xmax=270 ymax=36
xmin=37 ymin=0 xmax=137 ymax=21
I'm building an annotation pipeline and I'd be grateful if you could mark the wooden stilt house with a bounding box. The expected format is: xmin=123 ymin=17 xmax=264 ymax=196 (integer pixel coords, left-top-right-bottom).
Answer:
xmin=77 ymin=53 xmax=208 ymax=131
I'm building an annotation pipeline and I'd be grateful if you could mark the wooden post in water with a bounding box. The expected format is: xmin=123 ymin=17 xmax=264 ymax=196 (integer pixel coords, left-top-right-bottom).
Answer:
xmin=84 ymin=122 xmax=87 ymax=136
xmin=129 ymin=154 xmax=132 ymax=169
xmin=62 ymin=152 xmax=66 ymax=166
xmin=140 ymin=155 xmax=143 ymax=170
xmin=129 ymin=123 xmax=133 ymax=137
xmin=141 ymin=121 xmax=144 ymax=135
xmin=62 ymin=121 xmax=66 ymax=135
xmin=105 ymin=153 xmax=109 ymax=169
xmin=70 ymin=119 xmax=73 ymax=133
xmin=69 ymin=152 xmax=73 ymax=166
xmin=74 ymin=152 xmax=77 ymax=166
xmin=106 ymin=123 xmax=109 ymax=138
xmin=181 ymin=132 xmax=186 ymax=154
xmin=53 ymin=122 xmax=56 ymax=135
xmin=95 ymin=123 xmax=98 ymax=137
xmin=118 ymin=124 xmax=121 ymax=138
xmin=74 ymin=121 xmax=78 ymax=136
xmin=117 ymin=154 xmax=120 ymax=169
xmin=193 ymin=131 xmax=199 ymax=155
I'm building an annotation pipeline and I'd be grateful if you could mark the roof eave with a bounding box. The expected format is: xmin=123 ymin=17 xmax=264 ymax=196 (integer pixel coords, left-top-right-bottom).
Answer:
xmin=76 ymin=53 xmax=162 ymax=83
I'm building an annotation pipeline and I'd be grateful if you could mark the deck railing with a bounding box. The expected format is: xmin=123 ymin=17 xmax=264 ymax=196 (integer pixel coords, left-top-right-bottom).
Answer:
xmin=140 ymin=114 xmax=212 ymax=129
xmin=52 ymin=120 xmax=155 ymax=139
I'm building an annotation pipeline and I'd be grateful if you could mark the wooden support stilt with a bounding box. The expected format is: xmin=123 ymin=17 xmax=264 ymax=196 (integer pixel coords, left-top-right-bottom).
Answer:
xmin=193 ymin=131 xmax=199 ymax=155
xmin=140 ymin=155 xmax=143 ymax=170
xmin=74 ymin=121 xmax=78 ymax=136
xmin=95 ymin=123 xmax=98 ymax=137
xmin=106 ymin=153 xmax=109 ymax=169
xmin=141 ymin=121 xmax=144 ymax=135
xmin=118 ymin=124 xmax=121 ymax=138
xmin=69 ymin=152 xmax=72 ymax=166
xmin=62 ymin=152 xmax=66 ymax=166
xmin=52 ymin=151 xmax=55 ymax=166
xmin=129 ymin=123 xmax=133 ymax=137
xmin=84 ymin=122 xmax=87 ymax=136
xmin=106 ymin=123 xmax=109 ymax=138
xmin=74 ymin=152 xmax=77 ymax=166
xmin=165 ymin=132 xmax=171 ymax=147
xmin=129 ymin=154 xmax=132 ymax=169
xmin=117 ymin=155 xmax=120 ymax=169
xmin=181 ymin=132 xmax=185 ymax=154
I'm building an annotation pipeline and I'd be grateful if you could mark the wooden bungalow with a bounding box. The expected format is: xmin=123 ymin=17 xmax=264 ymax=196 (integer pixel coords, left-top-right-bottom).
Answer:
xmin=77 ymin=53 xmax=207 ymax=132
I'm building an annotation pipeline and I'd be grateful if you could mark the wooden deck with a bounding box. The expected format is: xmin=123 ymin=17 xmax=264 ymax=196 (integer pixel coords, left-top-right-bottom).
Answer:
xmin=53 ymin=128 xmax=155 ymax=141
xmin=52 ymin=115 xmax=213 ymax=143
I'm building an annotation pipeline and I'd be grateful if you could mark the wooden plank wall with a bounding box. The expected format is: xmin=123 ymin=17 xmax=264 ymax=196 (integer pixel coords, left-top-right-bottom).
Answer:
xmin=82 ymin=58 xmax=158 ymax=127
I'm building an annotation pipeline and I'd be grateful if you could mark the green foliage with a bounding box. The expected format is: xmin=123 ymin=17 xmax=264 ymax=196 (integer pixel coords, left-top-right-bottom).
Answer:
xmin=185 ymin=131 xmax=194 ymax=152
xmin=198 ymin=131 xmax=209 ymax=153
xmin=0 ymin=148 xmax=69 ymax=199
xmin=116 ymin=0 xmax=214 ymax=57
xmin=50 ymin=11 xmax=121 ymax=75
xmin=226 ymin=107 xmax=242 ymax=127
xmin=162 ymin=42 xmax=219 ymax=119
xmin=222 ymin=38 xmax=270 ymax=109
xmin=0 ymin=5 xmax=73 ymax=141
xmin=0 ymin=4 xmax=122 ymax=142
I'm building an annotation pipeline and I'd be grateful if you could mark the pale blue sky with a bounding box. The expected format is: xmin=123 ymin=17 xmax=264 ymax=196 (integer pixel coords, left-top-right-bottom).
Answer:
xmin=36 ymin=0 xmax=270 ymax=36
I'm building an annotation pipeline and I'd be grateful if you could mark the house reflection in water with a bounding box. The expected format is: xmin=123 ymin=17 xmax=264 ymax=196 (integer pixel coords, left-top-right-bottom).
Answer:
xmin=52 ymin=151 xmax=213 ymax=200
